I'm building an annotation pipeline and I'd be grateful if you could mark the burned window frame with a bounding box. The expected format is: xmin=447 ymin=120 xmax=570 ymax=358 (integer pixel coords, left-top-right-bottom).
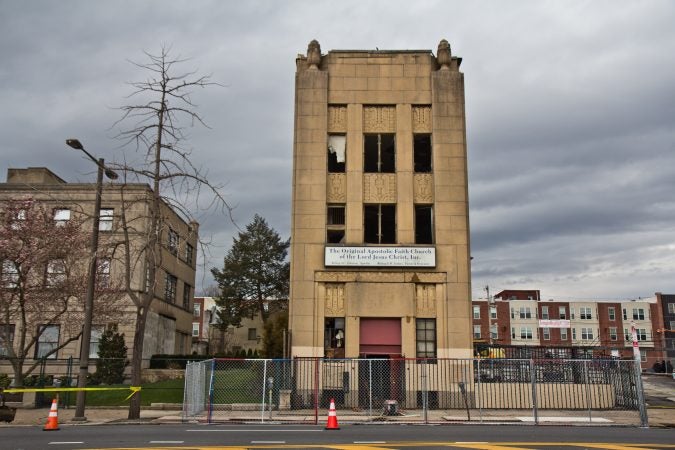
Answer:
xmin=364 ymin=133 xmax=395 ymax=173
xmin=326 ymin=204 xmax=346 ymax=244
xmin=414 ymin=204 xmax=433 ymax=244
xmin=413 ymin=134 xmax=432 ymax=173
xmin=364 ymin=204 xmax=396 ymax=244
xmin=327 ymin=134 xmax=346 ymax=173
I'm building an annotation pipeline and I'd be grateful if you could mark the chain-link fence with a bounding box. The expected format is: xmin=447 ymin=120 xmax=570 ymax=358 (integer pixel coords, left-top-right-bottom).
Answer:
xmin=182 ymin=357 xmax=647 ymax=426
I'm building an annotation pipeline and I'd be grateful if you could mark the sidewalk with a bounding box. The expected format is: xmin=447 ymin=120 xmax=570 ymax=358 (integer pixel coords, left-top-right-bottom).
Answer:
xmin=2 ymin=374 xmax=672 ymax=427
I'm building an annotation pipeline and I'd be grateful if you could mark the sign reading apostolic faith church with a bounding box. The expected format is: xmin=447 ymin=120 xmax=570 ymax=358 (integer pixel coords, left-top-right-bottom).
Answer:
xmin=325 ymin=246 xmax=436 ymax=267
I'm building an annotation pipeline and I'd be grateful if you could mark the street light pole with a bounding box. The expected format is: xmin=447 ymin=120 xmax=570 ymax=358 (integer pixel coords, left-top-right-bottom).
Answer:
xmin=65 ymin=139 xmax=117 ymax=421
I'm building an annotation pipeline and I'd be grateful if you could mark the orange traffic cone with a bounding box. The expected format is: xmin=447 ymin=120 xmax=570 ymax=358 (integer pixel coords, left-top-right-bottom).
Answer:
xmin=325 ymin=398 xmax=340 ymax=430
xmin=43 ymin=397 xmax=60 ymax=431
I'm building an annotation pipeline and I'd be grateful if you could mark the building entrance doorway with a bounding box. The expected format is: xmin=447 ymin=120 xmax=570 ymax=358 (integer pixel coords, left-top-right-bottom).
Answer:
xmin=358 ymin=318 xmax=404 ymax=407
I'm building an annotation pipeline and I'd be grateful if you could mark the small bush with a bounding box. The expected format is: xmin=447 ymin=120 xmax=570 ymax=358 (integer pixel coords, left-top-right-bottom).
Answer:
xmin=0 ymin=373 xmax=10 ymax=389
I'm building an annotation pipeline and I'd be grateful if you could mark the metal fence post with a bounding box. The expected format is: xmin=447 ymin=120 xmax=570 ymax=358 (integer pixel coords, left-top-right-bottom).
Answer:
xmin=368 ymin=359 xmax=373 ymax=419
xmin=633 ymin=360 xmax=649 ymax=427
xmin=583 ymin=360 xmax=592 ymax=423
xmin=422 ymin=359 xmax=428 ymax=423
xmin=207 ymin=359 xmax=216 ymax=424
xmin=530 ymin=359 xmax=538 ymax=425
xmin=477 ymin=358 xmax=482 ymax=423
xmin=261 ymin=359 xmax=268 ymax=423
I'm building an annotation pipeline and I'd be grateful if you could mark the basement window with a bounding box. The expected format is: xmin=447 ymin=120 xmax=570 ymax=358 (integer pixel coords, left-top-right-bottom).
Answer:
xmin=327 ymin=205 xmax=345 ymax=244
xmin=364 ymin=204 xmax=396 ymax=244
xmin=414 ymin=134 xmax=432 ymax=173
xmin=364 ymin=134 xmax=395 ymax=173
xmin=328 ymin=135 xmax=346 ymax=173
xmin=414 ymin=205 xmax=433 ymax=244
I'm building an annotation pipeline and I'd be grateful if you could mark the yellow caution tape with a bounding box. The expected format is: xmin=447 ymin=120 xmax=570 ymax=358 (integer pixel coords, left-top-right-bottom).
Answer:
xmin=2 ymin=386 xmax=142 ymax=401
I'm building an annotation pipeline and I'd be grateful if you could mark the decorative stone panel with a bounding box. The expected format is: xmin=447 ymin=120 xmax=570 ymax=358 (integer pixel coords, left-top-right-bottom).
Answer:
xmin=413 ymin=174 xmax=434 ymax=203
xmin=415 ymin=284 xmax=436 ymax=317
xmin=363 ymin=106 xmax=396 ymax=133
xmin=412 ymin=106 xmax=432 ymax=133
xmin=323 ymin=283 xmax=345 ymax=316
xmin=363 ymin=174 xmax=397 ymax=203
xmin=327 ymin=174 xmax=346 ymax=203
xmin=328 ymin=106 xmax=347 ymax=133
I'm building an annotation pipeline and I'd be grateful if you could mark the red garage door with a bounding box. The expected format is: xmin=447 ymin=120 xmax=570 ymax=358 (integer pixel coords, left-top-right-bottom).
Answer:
xmin=359 ymin=318 xmax=401 ymax=356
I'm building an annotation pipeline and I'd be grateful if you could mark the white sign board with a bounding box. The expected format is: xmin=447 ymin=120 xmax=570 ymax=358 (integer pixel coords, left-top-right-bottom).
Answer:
xmin=538 ymin=319 xmax=571 ymax=328
xmin=325 ymin=246 xmax=435 ymax=267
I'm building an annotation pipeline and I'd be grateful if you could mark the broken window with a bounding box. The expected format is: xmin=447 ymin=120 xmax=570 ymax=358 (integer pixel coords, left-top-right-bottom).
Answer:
xmin=364 ymin=204 xmax=396 ymax=244
xmin=326 ymin=204 xmax=345 ymax=244
xmin=414 ymin=134 xmax=432 ymax=173
xmin=327 ymin=135 xmax=346 ymax=173
xmin=364 ymin=134 xmax=395 ymax=173
xmin=324 ymin=317 xmax=345 ymax=358
xmin=414 ymin=205 xmax=433 ymax=244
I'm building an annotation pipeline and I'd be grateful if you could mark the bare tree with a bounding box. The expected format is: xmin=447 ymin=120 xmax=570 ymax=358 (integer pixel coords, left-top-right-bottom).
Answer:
xmin=111 ymin=47 xmax=231 ymax=419
xmin=0 ymin=198 xmax=123 ymax=386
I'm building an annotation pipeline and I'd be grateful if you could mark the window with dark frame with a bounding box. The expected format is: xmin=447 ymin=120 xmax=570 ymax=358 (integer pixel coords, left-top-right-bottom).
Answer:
xmin=168 ymin=228 xmax=179 ymax=256
xmin=0 ymin=324 xmax=15 ymax=356
xmin=164 ymin=272 xmax=177 ymax=303
xmin=327 ymin=204 xmax=346 ymax=244
xmin=324 ymin=317 xmax=345 ymax=358
xmin=53 ymin=208 xmax=71 ymax=226
xmin=416 ymin=319 xmax=436 ymax=358
xmin=364 ymin=204 xmax=396 ymax=244
xmin=46 ymin=259 xmax=66 ymax=287
xmin=328 ymin=135 xmax=346 ymax=173
xmin=364 ymin=134 xmax=395 ymax=173
xmin=183 ymin=283 xmax=192 ymax=309
xmin=414 ymin=205 xmax=433 ymax=244
xmin=1 ymin=260 xmax=19 ymax=288
xmin=96 ymin=258 xmax=111 ymax=289
xmin=413 ymin=134 xmax=432 ymax=173
xmin=99 ymin=208 xmax=113 ymax=231
xmin=248 ymin=328 xmax=257 ymax=341
xmin=185 ymin=243 xmax=194 ymax=266
xmin=35 ymin=324 xmax=59 ymax=359
xmin=89 ymin=326 xmax=104 ymax=358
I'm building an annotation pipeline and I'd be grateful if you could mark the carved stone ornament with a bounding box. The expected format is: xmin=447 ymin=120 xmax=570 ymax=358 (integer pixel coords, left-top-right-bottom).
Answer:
xmin=323 ymin=283 xmax=345 ymax=316
xmin=412 ymin=106 xmax=432 ymax=133
xmin=327 ymin=174 xmax=346 ymax=203
xmin=364 ymin=173 xmax=397 ymax=203
xmin=436 ymin=39 xmax=451 ymax=70
xmin=413 ymin=174 xmax=434 ymax=203
xmin=328 ymin=106 xmax=347 ymax=132
xmin=307 ymin=39 xmax=322 ymax=69
xmin=415 ymin=284 xmax=436 ymax=317
xmin=363 ymin=106 xmax=396 ymax=132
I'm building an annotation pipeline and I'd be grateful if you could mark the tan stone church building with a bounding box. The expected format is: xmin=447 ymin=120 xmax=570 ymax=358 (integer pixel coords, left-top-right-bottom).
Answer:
xmin=289 ymin=39 xmax=472 ymax=361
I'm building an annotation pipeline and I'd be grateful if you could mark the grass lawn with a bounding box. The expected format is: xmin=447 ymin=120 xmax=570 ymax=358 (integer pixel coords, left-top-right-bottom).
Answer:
xmin=61 ymin=378 xmax=185 ymax=407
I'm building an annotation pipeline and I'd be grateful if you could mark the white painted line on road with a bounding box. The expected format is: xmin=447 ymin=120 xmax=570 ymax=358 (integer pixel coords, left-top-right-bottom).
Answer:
xmin=252 ymin=441 xmax=286 ymax=444
xmin=150 ymin=441 xmax=184 ymax=444
xmin=49 ymin=442 xmax=84 ymax=445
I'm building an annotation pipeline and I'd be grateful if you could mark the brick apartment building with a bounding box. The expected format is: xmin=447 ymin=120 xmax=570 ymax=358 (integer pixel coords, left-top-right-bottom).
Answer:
xmin=472 ymin=289 xmax=669 ymax=369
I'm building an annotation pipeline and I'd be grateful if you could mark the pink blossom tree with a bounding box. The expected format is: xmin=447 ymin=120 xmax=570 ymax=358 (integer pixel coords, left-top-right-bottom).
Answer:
xmin=0 ymin=198 xmax=122 ymax=386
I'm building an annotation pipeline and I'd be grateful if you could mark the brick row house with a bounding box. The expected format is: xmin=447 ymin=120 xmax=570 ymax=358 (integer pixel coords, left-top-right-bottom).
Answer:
xmin=472 ymin=289 xmax=671 ymax=369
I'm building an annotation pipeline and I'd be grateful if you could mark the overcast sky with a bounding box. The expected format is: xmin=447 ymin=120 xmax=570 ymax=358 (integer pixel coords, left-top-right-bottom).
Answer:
xmin=1 ymin=0 xmax=674 ymax=300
